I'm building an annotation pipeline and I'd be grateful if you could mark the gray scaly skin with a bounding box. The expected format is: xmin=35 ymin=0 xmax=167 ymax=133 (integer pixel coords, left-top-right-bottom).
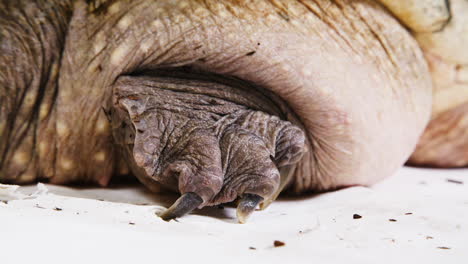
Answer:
xmin=0 ymin=0 xmax=433 ymax=222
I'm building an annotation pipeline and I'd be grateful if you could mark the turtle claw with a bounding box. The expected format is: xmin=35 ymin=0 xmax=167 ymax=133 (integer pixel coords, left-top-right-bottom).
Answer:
xmin=259 ymin=165 xmax=296 ymax=210
xmin=160 ymin=192 xmax=203 ymax=221
xmin=236 ymin=193 xmax=264 ymax=224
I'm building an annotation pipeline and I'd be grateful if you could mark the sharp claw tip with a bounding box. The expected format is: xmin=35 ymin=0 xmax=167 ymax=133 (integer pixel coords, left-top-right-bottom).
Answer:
xmin=236 ymin=208 xmax=253 ymax=224
xmin=159 ymin=212 xmax=175 ymax=221
xmin=236 ymin=193 xmax=264 ymax=224
xmin=237 ymin=215 xmax=248 ymax=224
xmin=158 ymin=192 xmax=203 ymax=221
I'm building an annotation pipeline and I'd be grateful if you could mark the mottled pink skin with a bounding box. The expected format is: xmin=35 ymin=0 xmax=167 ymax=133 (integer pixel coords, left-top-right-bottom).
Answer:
xmin=1 ymin=0 xmax=431 ymax=203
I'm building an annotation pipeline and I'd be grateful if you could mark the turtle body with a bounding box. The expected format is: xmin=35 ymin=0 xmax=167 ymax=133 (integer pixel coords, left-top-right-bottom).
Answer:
xmin=0 ymin=0 xmax=465 ymax=222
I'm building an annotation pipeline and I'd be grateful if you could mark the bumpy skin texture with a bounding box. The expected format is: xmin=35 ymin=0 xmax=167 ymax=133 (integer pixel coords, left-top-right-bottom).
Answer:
xmin=110 ymin=71 xmax=306 ymax=205
xmin=1 ymin=0 xmax=435 ymax=216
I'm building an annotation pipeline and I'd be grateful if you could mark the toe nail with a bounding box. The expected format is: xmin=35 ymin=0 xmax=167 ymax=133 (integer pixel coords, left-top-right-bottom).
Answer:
xmin=160 ymin=192 xmax=203 ymax=221
xmin=237 ymin=193 xmax=264 ymax=224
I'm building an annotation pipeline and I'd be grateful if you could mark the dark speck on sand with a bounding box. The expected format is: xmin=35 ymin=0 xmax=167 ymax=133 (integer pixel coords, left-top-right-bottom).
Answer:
xmin=353 ymin=214 xmax=362 ymax=219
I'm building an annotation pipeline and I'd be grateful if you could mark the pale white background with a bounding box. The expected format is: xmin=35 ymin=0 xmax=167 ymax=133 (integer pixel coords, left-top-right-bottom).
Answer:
xmin=1 ymin=167 xmax=467 ymax=264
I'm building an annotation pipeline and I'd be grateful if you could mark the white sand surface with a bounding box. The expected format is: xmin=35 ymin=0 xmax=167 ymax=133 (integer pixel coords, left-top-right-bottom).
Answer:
xmin=1 ymin=167 xmax=467 ymax=264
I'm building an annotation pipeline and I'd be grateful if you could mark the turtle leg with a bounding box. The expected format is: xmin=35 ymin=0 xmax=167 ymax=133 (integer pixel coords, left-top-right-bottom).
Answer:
xmin=109 ymin=73 xmax=306 ymax=222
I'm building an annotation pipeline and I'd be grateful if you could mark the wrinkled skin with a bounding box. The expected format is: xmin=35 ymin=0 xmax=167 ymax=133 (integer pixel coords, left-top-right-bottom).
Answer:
xmin=1 ymin=0 xmax=461 ymax=222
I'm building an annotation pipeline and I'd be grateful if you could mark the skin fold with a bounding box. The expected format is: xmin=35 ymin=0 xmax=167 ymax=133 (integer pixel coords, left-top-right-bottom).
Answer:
xmin=1 ymin=0 xmax=458 ymax=221
xmin=376 ymin=0 xmax=468 ymax=167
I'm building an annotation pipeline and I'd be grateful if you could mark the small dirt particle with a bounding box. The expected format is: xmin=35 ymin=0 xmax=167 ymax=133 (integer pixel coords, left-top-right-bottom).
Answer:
xmin=129 ymin=222 xmax=135 ymax=225
xmin=389 ymin=219 xmax=397 ymax=222
xmin=353 ymin=214 xmax=362 ymax=219
xmin=405 ymin=213 xmax=413 ymax=215
xmin=437 ymin=247 xmax=450 ymax=250
xmin=273 ymin=240 xmax=285 ymax=247
xmin=2 ymin=200 xmax=8 ymax=204
xmin=249 ymin=247 xmax=256 ymax=250
xmin=426 ymin=236 xmax=434 ymax=240
xmin=245 ymin=51 xmax=256 ymax=56
xmin=54 ymin=207 xmax=63 ymax=211
xmin=447 ymin=179 xmax=463 ymax=185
